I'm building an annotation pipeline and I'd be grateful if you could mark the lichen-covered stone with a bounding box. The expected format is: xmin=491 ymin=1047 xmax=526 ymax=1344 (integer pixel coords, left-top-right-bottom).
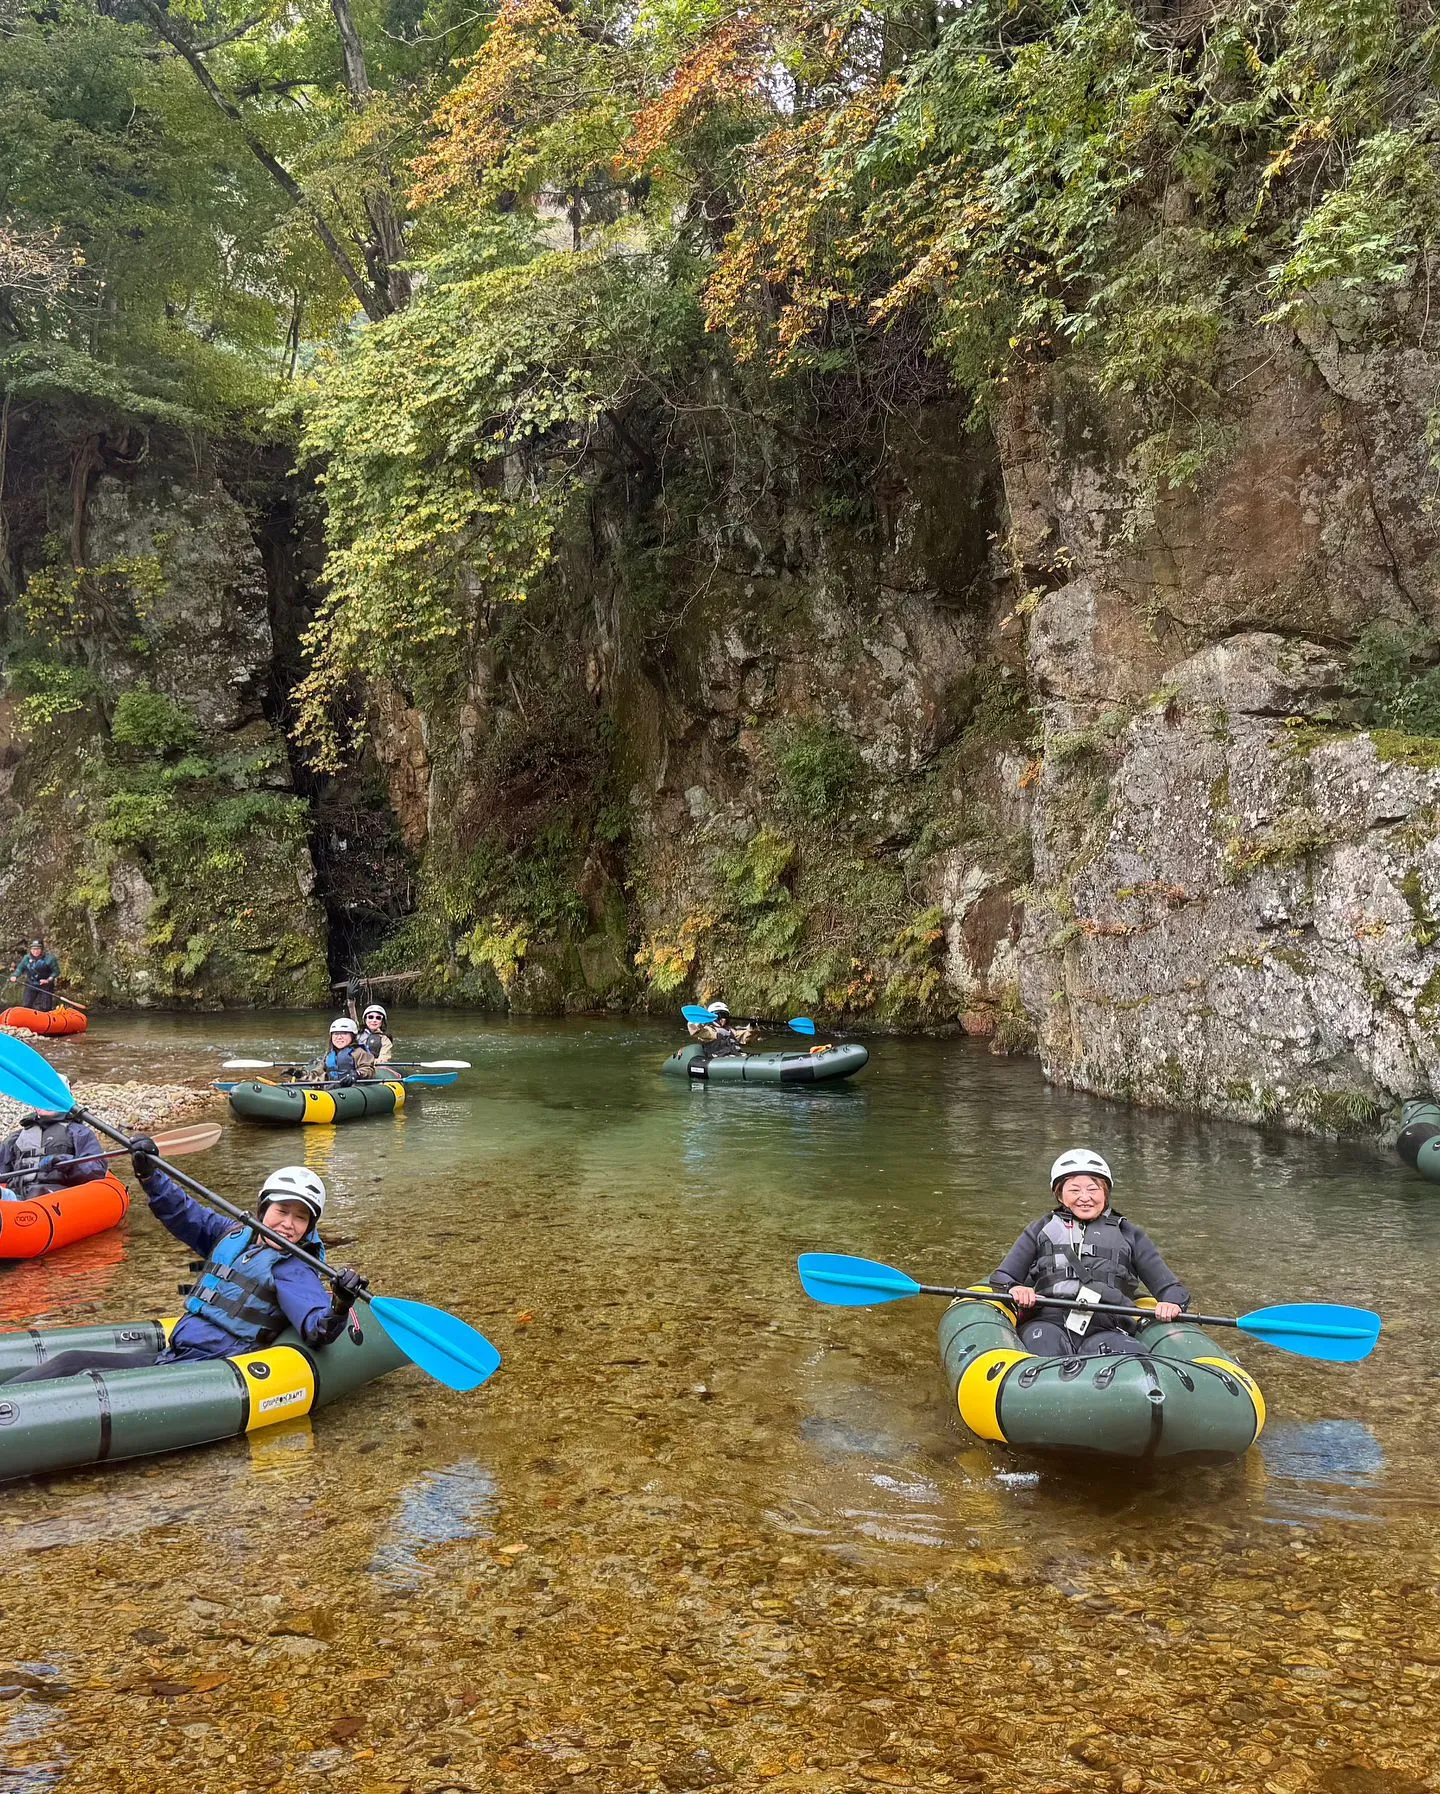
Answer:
xmin=1021 ymin=630 xmax=1440 ymax=1129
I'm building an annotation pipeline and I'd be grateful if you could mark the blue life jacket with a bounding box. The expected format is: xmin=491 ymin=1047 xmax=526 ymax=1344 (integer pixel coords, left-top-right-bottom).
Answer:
xmin=324 ymin=1046 xmax=359 ymax=1079
xmin=183 ymin=1223 xmax=326 ymax=1349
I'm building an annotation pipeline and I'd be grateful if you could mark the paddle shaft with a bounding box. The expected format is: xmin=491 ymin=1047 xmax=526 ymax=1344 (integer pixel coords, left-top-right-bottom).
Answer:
xmin=76 ymin=1107 xmax=342 ymax=1291
xmin=930 ymin=1285 xmax=1238 ymax=1328
xmin=5 ymin=972 xmax=84 ymax=1012
xmin=18 ymin=1143 xmax=191 ymax=1174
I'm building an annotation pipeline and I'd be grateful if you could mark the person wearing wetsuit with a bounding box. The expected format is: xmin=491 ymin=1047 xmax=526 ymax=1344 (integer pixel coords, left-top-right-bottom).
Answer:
xmin=988 ymin=1147 xmax=1189 ymax=1359
xmin=13 ymin=938 xmax=59 ymax=1012
xmin=8 ymin=1158 xmax=366 ymax=1382
xmin=0 ymin=1077 xmax=105 ymax=1199
xmin=305 ymin=1018 xmax=377 ymax=1084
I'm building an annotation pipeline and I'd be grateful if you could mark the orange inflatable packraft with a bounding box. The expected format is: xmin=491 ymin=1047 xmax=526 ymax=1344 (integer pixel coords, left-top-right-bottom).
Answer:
xmin=0 ymin=1005 xmax=87 ymax=1037
xmin=0 ymin=1173 xmax=129 ymax=1259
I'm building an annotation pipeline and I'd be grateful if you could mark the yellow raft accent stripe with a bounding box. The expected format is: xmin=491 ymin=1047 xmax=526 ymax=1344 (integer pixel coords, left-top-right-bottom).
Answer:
xmin=234 ymin=1345 xmax=316 ymax=1431
xmin=388 ymin=1081 xmax=405 ymax=1112
xmin=1194 ymin=1356 xmax=1267 ymax=1440
xmin=953 ymin=1284 xmax=1018 ymax=1321
xmin=302 ymin=1087 xmax=337 ymax=1124
xmin=957 ymin=1348 xmax=1032 ymax=1442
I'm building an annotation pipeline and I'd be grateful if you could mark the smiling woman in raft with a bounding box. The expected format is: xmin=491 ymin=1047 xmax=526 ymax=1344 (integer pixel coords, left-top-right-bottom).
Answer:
xmin=988 ymin=1147 xmax=1189 ymax=1359
xmin=305 ymin=1017 xmax=378 ymax=1085
xmin=5 ymin=1153 xmax=367 ymax=1382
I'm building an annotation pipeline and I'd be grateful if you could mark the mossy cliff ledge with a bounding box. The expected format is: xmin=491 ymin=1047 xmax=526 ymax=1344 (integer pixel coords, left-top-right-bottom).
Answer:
xmin=0 ymin=443 xmax=329 ymax=1007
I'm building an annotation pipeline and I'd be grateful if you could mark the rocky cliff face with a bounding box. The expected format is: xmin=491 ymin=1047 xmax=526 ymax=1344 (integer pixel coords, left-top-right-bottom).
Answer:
xmin=359 ymin=398 xmax=1035 ymax=1035
xmin=10 ymin=327 xmax=1440 ymax=1133
xmin=0 ymin=423 xmax=329 ymax=1008
xmin=1009 ymin=337 xmax=1440 ymax=1130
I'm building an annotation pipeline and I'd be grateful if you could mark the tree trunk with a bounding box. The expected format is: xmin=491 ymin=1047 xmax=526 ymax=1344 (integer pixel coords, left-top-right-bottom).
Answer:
xmin=330 ymin=0 xmax=412 ymax=312
xmin=141 ymin=0 xmax=389 ymax=322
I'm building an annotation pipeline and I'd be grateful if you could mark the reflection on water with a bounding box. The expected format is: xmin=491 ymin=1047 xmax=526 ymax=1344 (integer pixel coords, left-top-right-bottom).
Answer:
xmin=369 ymin=1458 xmax=499 ymax=1587
xmin=1259 ymin=1419 xmax=1387 ymax=1524
xmin=0 ymin=1669 xmax=67 ymax=1794
xmin=3 ymin=1011 xmax=1434 ymax=1790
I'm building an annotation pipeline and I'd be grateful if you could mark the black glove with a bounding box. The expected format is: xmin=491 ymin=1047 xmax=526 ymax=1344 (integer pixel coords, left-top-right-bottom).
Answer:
xmin=129 ymin=1135 xmax=160 ymax=1179
xmin=330 ymin=1267 xmax=368 ymax=1312
xmin=335 ymin=1074 xmax=357 ymax=1088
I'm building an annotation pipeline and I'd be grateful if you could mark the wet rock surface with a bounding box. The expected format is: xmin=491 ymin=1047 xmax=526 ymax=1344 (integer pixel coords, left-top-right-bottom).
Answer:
xmin=1022 ymin=631 xmax=1440 ymax=1128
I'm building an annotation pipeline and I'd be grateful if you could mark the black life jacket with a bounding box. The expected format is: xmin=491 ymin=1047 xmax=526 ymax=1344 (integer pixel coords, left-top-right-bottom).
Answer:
xmin=182 ymin=1223 xmax=326 ymax=1349
xmin=357 ymin=1028 xmax=390 ymax=1059
xmin=1031 ymin=1208 xmax=1138 ymax=1307
xmin=707 ymin=1022 xmax=743 ymax=1058
xmin=6 ymin=1116 xmax=78 ymax=1194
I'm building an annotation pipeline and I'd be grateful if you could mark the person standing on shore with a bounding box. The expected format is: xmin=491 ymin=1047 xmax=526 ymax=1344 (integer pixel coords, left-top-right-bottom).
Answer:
xmin=12 ymin=938 xmax=59 ymax=1012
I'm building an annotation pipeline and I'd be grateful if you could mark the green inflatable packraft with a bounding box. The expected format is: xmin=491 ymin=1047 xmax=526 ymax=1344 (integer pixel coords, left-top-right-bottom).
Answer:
xmin=661 ymin=1042 xmax=868 ymax=1085
xmin=939 ymin=1293 xmax=1265 ymax=1466
xmin=1397 ymin=1099 xmax=1440 ymax=1182
xmin=0 ymin=1313 xmax=407 ymax=1481
xmin=219 ymin=1078 xmax=406 ymax=1125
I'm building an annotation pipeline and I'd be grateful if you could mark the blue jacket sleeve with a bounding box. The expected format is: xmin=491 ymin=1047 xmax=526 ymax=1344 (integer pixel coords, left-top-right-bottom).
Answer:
xmin=273 ymin=1256 xmax=338 ymax=1344
xmin=59 ymin=1123 xmax=106 ymax=1186
xmin=142 ymin=1169 xmax=232 ymax=1257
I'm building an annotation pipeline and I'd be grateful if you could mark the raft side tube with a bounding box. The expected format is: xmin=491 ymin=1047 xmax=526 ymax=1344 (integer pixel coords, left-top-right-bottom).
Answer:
xmin=939 ymin=1296 xmax=1264 ymax=1466
xmin=0 ymin=1173 xmax=129 ymax=1260
xmin=661 ymin=1042 xmax=868 ymax=1084
xmin=0 ymin=1313 xmax=407 ymax=1482
xmin=0 ymin=1005 xmax=87 ymax=1037
xmin=225 ymin=1079 xmax=406 ymax=1125
xmin=1397 ymin=1100 xmax=1440 ymax=1181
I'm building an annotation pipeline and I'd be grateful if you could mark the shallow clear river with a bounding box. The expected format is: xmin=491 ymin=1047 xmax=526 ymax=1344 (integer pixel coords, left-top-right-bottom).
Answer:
xmin=1 ymin=1014 xmax=1434 ymax=1794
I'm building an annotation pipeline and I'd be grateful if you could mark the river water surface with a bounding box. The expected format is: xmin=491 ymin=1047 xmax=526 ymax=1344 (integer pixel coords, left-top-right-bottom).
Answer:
xmin=0 ymin=1014 xmax=1433 ymax=1794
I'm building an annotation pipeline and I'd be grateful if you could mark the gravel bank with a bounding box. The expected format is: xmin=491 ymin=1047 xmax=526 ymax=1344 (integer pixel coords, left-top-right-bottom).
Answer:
xmin=0 ymin=1081 xmax=219 ymax=1139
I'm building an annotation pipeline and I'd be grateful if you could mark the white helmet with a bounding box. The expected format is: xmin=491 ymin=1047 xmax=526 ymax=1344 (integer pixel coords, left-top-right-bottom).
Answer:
xmin=362 ymin=1004 xmax=387 ymax=1025
xmin=328 ymin=1016 xmax=358 ymax=1036
xmin=258 ymin=1165 xmax=326 ymax=1223
xmin=709 ymin=1000 xmax=731 ymax=1016
xmin=1050 ymin=1148 xmax=1113 ymax=1191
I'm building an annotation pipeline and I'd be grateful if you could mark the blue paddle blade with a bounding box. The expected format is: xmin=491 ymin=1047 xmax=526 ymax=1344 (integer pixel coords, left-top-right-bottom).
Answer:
xmin=797 ymin=1252 xmax=923 ymax=1306
xmin=367 ymin=1296 xmax=502 ymax=1392
xmin=682 ymin=1005 xmax=716 ymax=1025
xmin=788 ymin=1017 xmax=816 ymax=1036
xmin=0 ymin=1032 xmax=74 ymax=1113
xmin=1237 ymin=1302 xmax=1382 ymax=1363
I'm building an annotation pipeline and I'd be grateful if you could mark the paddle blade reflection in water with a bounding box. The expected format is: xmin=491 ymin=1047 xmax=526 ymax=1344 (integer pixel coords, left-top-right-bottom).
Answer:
xmin=1258 ymin=1419 xmax=1386 ymax=1523
xmin=368 ymin=1459 xmax=499 ymax=1588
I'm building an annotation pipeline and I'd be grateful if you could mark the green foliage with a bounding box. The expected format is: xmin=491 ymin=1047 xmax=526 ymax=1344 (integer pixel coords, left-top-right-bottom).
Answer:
xmin=0 ymin=2 xmax=307 ymax=426
xmin=719 ymin=828 xmax=796 ymax=907
xmin=709 ymin=0 xmax=1440 ymax=494
xmin=110 ymin=689 xmax=200 ymax=758
xmin=1349 ymin=621 xmax=1440 ymax=735
xmin=7 ymin=657 xmax=99 ymax=731
xmin=772 ymin=722 xmax=865 ymax=820
xmin=292 ymin=220 xmax=706 ymax=767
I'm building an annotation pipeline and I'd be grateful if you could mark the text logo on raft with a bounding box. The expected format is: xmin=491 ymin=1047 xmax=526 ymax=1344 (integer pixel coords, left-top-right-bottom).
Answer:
xmin=257 ymin=1388 xmax=308 ymax=1414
